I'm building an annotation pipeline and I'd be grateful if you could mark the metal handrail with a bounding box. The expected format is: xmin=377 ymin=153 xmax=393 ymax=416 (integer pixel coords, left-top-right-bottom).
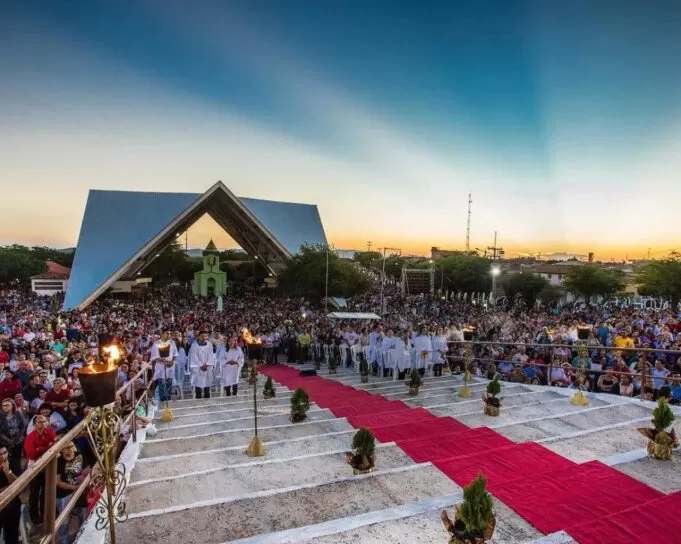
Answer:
xmin=0 ymin=363 xmax=150 ymax=542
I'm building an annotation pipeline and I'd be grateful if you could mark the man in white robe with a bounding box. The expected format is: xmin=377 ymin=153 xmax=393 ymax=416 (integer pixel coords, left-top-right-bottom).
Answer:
xmin=413 ymin=326 xmax=433 ymax=377
xmin=218 ymin=337 xmax=245 ymax=396
xmin=150 ymin=330 xmax=179 ymax=404
xmin=189 ymin=331 xmax=216 ymax=398
xmin=369 ymin=325 xmax=383 ymax=376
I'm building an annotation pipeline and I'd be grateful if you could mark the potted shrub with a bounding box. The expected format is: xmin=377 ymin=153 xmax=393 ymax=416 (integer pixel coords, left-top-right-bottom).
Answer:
xmin=482 ymin=376 xmax=502 ymax=416
xmin=263 ymin=375 xmax=276 ymax=399
xmin=408 ymin=368 xmax=422 ymax=396
xmin=345 ymin=427 xmax=376 ymax=474
xmin=359 ymin=358 xmax=370 ymax=383
xmin=441 ymin=473 xmax=496 ymax=543
xmin=290 ymin=387 xmax=310 ymax=423
xmin=637 ymin=398 xmax=677 ymax=460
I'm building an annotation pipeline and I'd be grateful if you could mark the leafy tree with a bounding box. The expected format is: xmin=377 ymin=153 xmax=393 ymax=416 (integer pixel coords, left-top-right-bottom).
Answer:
xmin=537 ymin=284 xmax=564 ymax=307
xmin=562 ymin=265 xmax=625 ymax=302
xmin=219 ymin=249 xmax=253 ymax=262
xmin=382 ymin=255 xmax=407 ymax=279
xmin=502 ymin=272 xmax=548 ymax=305
xmin=277 ymin=244 xmax=371 ymax=298
xmin=0 ymin=246 xmax=48 ymax=286
xmin=353 ymin=251 xmax=382 ymax=270
xmin=423 ymin=254 xmax=493 ymax=294
xmin=143 ymin=241 xmax=195 ymax=285
xmin=637 ymin=252 xmax=681 ymax=309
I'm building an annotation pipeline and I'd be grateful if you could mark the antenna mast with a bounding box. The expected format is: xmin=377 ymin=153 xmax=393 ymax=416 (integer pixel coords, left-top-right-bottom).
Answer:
xmin=465 ymin=191 xmax=472 ymax=253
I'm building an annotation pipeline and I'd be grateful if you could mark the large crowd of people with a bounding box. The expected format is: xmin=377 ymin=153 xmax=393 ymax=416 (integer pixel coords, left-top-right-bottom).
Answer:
xmin=1 ymin=281 xmax=681 ymax=542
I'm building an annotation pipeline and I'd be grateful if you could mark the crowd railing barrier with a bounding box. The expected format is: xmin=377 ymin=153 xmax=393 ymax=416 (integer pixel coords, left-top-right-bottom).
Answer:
xmin=0 ymin=364 xmax=151 ymax=544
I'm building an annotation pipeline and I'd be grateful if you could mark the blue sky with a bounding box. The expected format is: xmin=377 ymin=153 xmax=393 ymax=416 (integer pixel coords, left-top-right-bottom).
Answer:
xmin=1 ymin=0 xmax=680 ymax=258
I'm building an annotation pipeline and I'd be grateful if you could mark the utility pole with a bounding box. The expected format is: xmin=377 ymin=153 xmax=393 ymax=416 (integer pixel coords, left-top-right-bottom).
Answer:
xmin=367 ymin=241 xmax=372 ymax=252
xmin=185 ymin=231 xmax=188 ymax=253
xmin=379 ymin=246 xmax=401 ymax=317
xmin=465 ymin=192 xmax=472 ymax=253
xmin=487 ymin=231 xmax=504 ymax=260
xmin=647 ymin=248 xmax=651 ymax=260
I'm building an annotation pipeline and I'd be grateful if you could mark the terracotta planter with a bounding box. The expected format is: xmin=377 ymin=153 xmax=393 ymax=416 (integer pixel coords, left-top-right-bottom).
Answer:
xmin=408 ymin=386 xmax=419 ymax=396
xmin=290 ymin=413 xmax=308 ymax=423
xmin=448 ymin=515 xmax=496 ymax=544
xmin=346 ymin=453 xmax=376 ymax=475
xmin=637 ymin=428 xmax=675 ymax=460
xmin=484 ymin=404 xmax=500 ymax=417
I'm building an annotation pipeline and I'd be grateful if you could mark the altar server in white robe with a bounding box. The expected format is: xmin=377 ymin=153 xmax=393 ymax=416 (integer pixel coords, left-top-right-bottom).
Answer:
xmin=219 ymin=337 xmax=245 ymax=397
xmin=396 ymin=330 xmax=412 ymax=380
xmin=150 ymin=330 xmax=179 ymax=403
xmin=189 ymin=331 xmax=216 ymax=398
xmin=431 ymin=327 xmax=449 ymax=377
xmin=369 ymin=325 xmax=384 ymax=376
xmin=413 ymin=326 xmax=433 ymax=377
xmin=381 ymin=330 xmax=398 ymax=378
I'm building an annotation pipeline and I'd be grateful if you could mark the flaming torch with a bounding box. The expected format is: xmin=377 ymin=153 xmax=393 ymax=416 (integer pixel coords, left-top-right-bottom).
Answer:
xmin=242 ymin=329 xmax=265 ymax=457
xmin=81 ymin=344 xmax=128 ymax=544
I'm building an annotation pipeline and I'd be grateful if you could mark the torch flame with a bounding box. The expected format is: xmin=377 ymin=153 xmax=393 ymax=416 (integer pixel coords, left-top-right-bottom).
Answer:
xmin=81 ymin=344 xmax=121 ymax=374
xmin=241 ymin=328 xmax=262 ymax=345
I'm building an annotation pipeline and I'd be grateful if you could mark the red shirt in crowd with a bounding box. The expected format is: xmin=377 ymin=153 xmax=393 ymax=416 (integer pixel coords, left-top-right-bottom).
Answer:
xmin=45 ymin=388 xmax=70 ymax=407
xmin=0 ymin=350 xmax=9 ymax=365
xmin=24 ymin=427 xmax=57 ymax=461
xmin=0 ymin=377 xmax=23 ymax=400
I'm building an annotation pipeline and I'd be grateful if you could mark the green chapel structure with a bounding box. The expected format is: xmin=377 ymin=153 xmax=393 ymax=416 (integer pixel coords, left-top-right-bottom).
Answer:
xmin=192 ymin=240 xmax=227 ymax=297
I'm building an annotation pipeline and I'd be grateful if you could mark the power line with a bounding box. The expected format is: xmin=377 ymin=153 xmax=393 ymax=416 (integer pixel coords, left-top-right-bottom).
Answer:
xmin=487 ymin=231 xmax=504 ymax=260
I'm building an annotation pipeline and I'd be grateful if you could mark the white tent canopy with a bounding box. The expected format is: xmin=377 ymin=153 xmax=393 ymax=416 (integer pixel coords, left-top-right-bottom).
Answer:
xmin=327 ymin=312 xmax=381 ymax=320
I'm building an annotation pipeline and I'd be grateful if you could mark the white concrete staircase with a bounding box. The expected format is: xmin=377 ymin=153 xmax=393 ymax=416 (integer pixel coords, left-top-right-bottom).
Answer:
xmin=107 ymin=364 xmax=676 ymax=544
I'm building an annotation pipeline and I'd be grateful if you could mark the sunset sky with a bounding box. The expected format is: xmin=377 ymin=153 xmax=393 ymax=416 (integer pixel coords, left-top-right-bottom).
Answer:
xmin=1 ymin=1 xmax=680 ymax=260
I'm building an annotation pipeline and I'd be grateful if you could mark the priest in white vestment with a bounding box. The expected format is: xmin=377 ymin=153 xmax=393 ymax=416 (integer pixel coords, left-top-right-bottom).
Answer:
xmin=218 ymin=337 xmax=245 ymax=396
xmin=189 ymin=331 xmax=216 ymax=398
xmin=380 ymin=330 xmax=397 ymax=378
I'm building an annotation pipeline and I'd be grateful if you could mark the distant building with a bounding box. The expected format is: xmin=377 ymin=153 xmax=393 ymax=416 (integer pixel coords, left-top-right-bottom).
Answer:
xmin=31 ymin=261 xmax=70 ymax=296
xmin=525 ymin=263 xmax=581 ymax=286
xmin=193 ymin=240 xmax=227 ymax=297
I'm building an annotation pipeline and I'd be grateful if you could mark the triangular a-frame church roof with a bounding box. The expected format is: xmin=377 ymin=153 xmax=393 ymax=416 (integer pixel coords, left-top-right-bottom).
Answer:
xmin=63 ymin=182 xmax=327 ymax=310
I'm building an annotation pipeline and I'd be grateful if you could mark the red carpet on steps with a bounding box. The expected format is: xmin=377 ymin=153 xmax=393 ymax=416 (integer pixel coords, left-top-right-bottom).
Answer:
xmin=434 ymin=442 xmax=576 ymax=492
xmin=492 ymin=460 xmax=662 ymax=535
xmin=567 ymin=489 xmax=681 ymax=544
xmin=398 ymin=426 xmax=514 ymax=463
xmin=259 ymin=365 xmax=669 ymax=543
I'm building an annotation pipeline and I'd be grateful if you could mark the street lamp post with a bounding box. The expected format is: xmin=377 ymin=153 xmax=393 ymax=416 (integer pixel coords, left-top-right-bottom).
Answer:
xmin=490 ymin=264 xmax=501 ymax=309
xmin=379 ymin=247 xmax=400 ymax=316
xmin=324 ymin=245 xmax=330 ymax=316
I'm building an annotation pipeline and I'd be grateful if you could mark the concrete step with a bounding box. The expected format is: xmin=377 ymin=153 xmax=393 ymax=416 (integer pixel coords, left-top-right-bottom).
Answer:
xmin=132 ymin=429 xmax=363 ymax=482
xmin=405 ymin=384 xmax=529 ymax=407
xmin=427 ymin=390 xmax=563 ymax=418
xmin=153 ymin=408 xmax=335 ymax=438
xmin=614 ymin=454 xmax=681 ymax=494
xmin=126 ymin=444 xmax=414 ymax=513
xmin=450 ymin=393 xmax=608 ymax=428
xmin=497 ymin=402 xmax=654 ymax=443
xmin=116 ymin=463 xmax=458 ymax=543
xmin=163 ymin=395 xmax=295 ymax=417
xmin=140 ymin=417 xmax=354 ymax=457
xmin=381 ymin=383 xmax=494 ymax=401
xmin=172 ymin=387 xmax=291 ymax=407
xmin=304 ymin=498 xmax=542 ymax=544
xmin=155 ymin=403 xmax=321 ymax=425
